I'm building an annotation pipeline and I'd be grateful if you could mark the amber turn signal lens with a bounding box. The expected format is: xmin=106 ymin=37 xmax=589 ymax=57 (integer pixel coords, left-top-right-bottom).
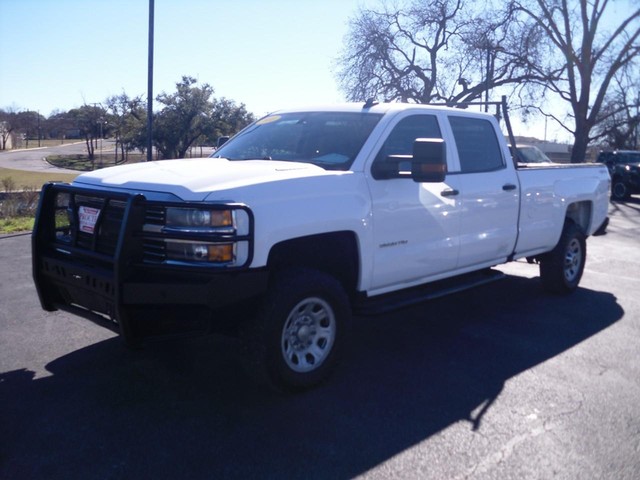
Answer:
xmin=208 ymin=244 xmax=234 ymax=262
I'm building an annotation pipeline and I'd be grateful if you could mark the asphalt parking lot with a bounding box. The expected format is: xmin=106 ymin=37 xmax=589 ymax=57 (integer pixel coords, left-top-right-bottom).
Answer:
xmin=1 ymin=200 xmax=639 ymax=479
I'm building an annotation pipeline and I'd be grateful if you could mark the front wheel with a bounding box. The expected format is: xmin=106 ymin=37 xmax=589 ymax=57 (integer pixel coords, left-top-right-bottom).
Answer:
xmin=241 ymin=268 xmax=351 ymax=392
xmin=611 ymin=178 xmax=629 ymax=201
xmin=539 ymin=222 xmax=586 ymax=294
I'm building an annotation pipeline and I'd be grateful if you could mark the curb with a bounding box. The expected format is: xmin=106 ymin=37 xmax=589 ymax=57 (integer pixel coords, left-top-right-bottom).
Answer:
xmin=0 ymin=231 xmax=32 ymax=239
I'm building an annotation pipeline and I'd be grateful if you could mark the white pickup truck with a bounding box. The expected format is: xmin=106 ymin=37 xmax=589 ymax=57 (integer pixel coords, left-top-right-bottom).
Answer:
xmin=32 ymin=100 xmax=610 ymax=391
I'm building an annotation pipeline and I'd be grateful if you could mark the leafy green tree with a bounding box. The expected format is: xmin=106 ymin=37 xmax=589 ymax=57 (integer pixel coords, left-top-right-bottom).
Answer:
xmin=47 ymin=110 xmax=78 ymax=141
xmin=0 ymin=109 xmax=16 ymax=150
xmin=153 ymin=76 xmax=216 ymax=159
xmin=68 ymin=105 xmax=105 ymax=162
xmin=206 ymin=97 xmax=255 ymax=145
xmin=106 ymin=93 xmax=146 ymax=163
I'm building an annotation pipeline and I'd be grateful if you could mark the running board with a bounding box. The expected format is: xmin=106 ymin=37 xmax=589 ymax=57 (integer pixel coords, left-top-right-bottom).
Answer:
xmin=354 ymin=268 xmax=505 ymax=316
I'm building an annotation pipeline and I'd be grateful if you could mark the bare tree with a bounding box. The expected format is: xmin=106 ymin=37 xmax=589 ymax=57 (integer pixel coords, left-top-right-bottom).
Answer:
xmin=513 ymin=0 xmax=640 ymax=162
xmin=592 ymin=68 xmax=640 ymax=149
xmin=336 ymin=0 xmax=549 ymax=106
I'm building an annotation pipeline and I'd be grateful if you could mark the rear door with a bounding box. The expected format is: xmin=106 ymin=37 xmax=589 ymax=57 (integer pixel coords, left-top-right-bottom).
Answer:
xmin=446 ymin=114 xmax=519 ymax=269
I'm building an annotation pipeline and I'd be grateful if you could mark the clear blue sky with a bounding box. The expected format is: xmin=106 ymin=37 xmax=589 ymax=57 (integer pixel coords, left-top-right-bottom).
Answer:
xmin=0 ymin=0 xmax=374 ymax=117
xmin=1 ymin=0 xmax=635 ymax=144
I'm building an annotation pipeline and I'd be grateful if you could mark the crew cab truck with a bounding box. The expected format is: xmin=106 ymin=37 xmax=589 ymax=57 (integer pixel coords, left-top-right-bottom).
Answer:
xmin=32 ymin=100 xmax=610 ymax=391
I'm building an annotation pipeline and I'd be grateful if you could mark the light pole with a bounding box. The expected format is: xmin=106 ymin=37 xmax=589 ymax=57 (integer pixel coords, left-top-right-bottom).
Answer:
xmin=147 ymin=0 xmax=154 ymax=162
xmin=485 ymin=46 xmax=491 ymax=112
xmin=99 ymin=119 xmax=104 ymax=165
xmin=635 ymin=91 xmax=639 ymax=150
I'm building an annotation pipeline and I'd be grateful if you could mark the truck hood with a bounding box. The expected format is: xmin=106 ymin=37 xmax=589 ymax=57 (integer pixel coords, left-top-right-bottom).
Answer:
xmin=72 ymin=157 xmax=334 ymax=201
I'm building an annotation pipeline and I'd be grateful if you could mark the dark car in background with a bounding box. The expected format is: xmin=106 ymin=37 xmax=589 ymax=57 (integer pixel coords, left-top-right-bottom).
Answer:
xmin=596 ymin=150 xmax=640 ymax=200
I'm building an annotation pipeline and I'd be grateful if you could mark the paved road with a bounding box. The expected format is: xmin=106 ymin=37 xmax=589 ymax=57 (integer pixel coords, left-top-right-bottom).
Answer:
xmin=0 ymin=141 xmax=216 ymax=174
xmin=1 ymin=201 xmax=639 ymax=479
xmin=0 ymin=142 xmax=95 ymax=173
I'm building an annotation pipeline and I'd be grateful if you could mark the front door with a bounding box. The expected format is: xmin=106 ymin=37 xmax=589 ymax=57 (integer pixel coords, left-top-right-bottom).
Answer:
xmin=367 ymin=113 xmax=462 ymax=294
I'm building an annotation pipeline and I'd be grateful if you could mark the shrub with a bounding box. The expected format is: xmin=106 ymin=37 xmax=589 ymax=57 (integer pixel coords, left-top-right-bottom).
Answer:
xmin=2 ymin=176 xmax=16 ymax=193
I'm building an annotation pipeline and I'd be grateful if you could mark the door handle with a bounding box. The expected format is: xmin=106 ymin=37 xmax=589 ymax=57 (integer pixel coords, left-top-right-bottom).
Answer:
xmin=441 ymin=188 xmax=460 ymax=197
xmin=502 ymin=183 xmax=517 ymax=191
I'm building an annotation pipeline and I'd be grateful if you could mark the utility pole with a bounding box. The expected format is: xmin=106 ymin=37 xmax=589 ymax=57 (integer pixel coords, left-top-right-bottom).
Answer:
xmin=146 ymin=0 xmax=154 ymax=162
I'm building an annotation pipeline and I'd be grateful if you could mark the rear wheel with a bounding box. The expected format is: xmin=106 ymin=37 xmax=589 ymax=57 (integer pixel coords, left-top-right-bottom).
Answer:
xmin=241 ymin=268 xmax=350 ymax=391
xmin=539 ymin=221 xmax=586 ymax=294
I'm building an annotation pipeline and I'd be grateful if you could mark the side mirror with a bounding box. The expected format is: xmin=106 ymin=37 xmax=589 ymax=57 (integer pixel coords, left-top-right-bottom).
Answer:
xmin=411 ymin=138 xmax=447 ymax=183
xmin=216 ymin=136 xmax=230 ymax=148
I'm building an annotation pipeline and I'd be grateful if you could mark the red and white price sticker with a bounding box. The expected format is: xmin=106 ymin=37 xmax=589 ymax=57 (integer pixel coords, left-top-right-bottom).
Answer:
xmin=78 ymin=206 xmax=100 ymax=234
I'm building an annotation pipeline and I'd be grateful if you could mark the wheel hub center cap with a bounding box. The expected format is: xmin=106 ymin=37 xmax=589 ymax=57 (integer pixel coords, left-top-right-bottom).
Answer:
xmin=297 ymin=325 xmax=312 ymax=342
xmin=294 ymin=316 xmax=315 ymax=344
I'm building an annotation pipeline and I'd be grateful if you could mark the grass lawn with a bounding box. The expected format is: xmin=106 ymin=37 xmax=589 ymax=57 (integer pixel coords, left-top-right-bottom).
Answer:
xmin=0 ymin=167 xmax=77 ymax=190
xmin=0 ymin=216 xmax=34 ymax=234
xmin=0 ymin=153 xmax=142 ymax=234
xmin=0 ymin=168 xmax=78 ymax=234
xmin=47 ymin=153 xmax=146 ymax=171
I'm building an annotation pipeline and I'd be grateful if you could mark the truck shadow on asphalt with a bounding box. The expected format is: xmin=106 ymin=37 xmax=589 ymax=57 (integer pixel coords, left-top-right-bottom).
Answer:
xmin=1 ymin=275 xmax=623 ymax=479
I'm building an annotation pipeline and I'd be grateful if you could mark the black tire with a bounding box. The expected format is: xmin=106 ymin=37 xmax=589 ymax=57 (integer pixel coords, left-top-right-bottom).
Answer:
xmin=240 ymin=268 xmax=351 ymax=392
xmin=539 ymin=221 xmax=586 ymax=294
xmin=611 ymin=178 xmax=629 ymax=201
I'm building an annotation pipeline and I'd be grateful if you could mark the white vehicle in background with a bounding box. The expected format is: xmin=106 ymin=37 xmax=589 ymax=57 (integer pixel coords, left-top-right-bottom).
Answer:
xmin=32 ymin=98 xmax=610 ymax=391
xmin=509 ymin=144 xmax=554 ymax=164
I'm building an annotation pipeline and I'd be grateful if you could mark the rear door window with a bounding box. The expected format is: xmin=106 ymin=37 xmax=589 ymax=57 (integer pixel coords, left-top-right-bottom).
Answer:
xmin=448 ymin=116 xmax=504 ymax=173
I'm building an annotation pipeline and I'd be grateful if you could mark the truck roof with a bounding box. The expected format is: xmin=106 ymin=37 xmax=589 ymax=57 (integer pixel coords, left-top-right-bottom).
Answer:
xmin=267 ymin=102 xmax=496 ymax=119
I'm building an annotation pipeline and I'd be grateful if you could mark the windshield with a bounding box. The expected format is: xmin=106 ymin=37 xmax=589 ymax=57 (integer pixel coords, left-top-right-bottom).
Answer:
xmin=596 ymin=151 xmax=640 ymax=165
xmin=211 ymin=111 xmax=383 ymax=170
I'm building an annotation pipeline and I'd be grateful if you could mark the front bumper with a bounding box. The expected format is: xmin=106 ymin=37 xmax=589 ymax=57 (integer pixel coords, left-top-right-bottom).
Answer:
xmin=32 ymin=182 xmax=267 ymax=344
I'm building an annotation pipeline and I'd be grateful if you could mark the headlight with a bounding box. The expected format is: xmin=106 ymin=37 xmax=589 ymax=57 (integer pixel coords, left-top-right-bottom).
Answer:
xmin=165 ymin=241 xmax=236 ymax=263
xmin=166 ymin=207 xmax=233 ymax=229
xmin=148 ymin=206 xmax=251 ymax=267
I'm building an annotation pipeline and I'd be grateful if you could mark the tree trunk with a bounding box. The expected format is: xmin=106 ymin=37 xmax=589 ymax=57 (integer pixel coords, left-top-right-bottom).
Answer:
xmin=571 ymin=134 xmax=589 ymax=163
xmin=570 ymin=115 xmax=594 ymax=163
xmin=85 ymin=136 xmax=95 ymax=161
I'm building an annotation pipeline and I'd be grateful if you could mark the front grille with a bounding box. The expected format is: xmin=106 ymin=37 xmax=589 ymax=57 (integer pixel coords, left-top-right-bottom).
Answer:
xmin=96 ymin=201 xmax=126 ymax=254
xmin=78 ymin=200 xmax=126 ymax=255
xmin=145 ymin=206 xmax=165 ymax=225
xmin=142 ymin=205 xmax=166 ymax=263
xmin=143 ymin=238 xmax=166 ymax=263
xmin=52 ymin=192 xmax=128 ymax=258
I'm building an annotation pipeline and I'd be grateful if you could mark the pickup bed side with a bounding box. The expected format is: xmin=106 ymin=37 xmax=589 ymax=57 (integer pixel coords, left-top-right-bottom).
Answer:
xmin=514 ymin=163 xmax=610 ymax=258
